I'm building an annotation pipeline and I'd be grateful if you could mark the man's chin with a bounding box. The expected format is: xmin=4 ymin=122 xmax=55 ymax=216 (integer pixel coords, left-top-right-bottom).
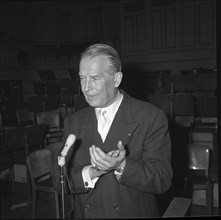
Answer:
xmin=86 ymin=98 xmax=98 ymax=107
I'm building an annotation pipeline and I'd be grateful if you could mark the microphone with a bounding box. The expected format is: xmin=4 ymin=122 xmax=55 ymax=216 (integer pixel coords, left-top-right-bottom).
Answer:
xmin=60 ymin=134 xmax=76 ymax=157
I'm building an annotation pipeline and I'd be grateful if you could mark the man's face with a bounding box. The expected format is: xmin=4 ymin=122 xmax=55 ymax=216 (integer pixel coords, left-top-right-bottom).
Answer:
xmin=79 ymin=56 xmax=121 ymax=108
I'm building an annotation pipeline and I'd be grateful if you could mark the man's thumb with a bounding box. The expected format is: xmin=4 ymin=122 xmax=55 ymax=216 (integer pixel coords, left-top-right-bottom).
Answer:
xmin=117 ymin=140 xmax=124 ymax=151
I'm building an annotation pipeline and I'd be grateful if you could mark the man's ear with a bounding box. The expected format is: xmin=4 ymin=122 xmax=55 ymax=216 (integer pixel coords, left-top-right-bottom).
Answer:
xmin=114 ymin=72 xmax=123 ymax=88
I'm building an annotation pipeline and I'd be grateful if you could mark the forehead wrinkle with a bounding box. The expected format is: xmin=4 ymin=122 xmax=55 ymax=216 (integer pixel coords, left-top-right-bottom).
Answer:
xmin=80 ymin=56 xmax=110 ymax=77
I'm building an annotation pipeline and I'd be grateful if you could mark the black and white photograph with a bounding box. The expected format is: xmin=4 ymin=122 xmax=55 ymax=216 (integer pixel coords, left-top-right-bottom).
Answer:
xmin=0 ymin=0 xmax=219 ymax=219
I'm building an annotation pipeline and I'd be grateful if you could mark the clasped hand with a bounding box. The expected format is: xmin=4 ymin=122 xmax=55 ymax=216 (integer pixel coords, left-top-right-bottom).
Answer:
xmin=89 ymin=140 xmax=126 ymax=173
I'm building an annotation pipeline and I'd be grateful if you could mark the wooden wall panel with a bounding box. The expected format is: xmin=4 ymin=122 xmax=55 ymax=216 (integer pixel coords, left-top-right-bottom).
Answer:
xmin=12 ymin=2 xmax=28 ymax=40
xmin=28 ymin=2 xmax=59 ymax=42
xmin=199 ymin=2 xmax=214 ymax=45
xmin=87 ymin=1 xmax=103 ymax=38
xmin=57 ymin=2 xmax=72 ymax=41
xmin=165 ymin=8 xmax=176 ymax=48
xmin=72 ymin=1 xmax=87 ymax=41
xmin=124 ymin=15 xmax=135 ymax=52
xmin=0 ymin=2 xmax=28 ymax=40
xmin=151 ymin=10 xmax=163 ymax=49
xmin=120 ymin=0 xmax=216 ymax=57
xmin=181 ymin=5 xmax=196 ymax=47
xmin=136 ymin=14 xmax=146 ymax=51
xmin=103 ymin=1 xmax=119 ymax=41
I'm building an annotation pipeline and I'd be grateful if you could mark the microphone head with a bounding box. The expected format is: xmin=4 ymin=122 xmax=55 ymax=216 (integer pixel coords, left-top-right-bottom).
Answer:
xmin=65 ymin=134 xmax=76 ymax=146
xmin=61 ymin=134 xmax=76 ymax=157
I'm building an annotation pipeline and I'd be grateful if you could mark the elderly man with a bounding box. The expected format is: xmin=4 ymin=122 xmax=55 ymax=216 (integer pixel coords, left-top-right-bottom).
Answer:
xmin=62 ymin=43 xmax=173 ymax=218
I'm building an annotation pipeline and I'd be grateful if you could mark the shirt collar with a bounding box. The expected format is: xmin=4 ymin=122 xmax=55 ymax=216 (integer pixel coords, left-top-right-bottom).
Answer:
xmin=95 ymin=91 xmax=123 ymax=119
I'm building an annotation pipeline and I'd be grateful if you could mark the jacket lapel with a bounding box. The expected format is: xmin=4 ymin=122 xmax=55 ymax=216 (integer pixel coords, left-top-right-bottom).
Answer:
xmin=104 ymin=91 xmax=139 ymax=151
xmin=76 ymin=91 xmax=139 ymax=153
xmin=78 ymin=108 xmax=103 ymax=148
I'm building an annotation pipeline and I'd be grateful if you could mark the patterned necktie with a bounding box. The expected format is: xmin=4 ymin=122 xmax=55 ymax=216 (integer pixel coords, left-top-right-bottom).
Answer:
xmin=97 ymin=109 xmax=110 ymax=142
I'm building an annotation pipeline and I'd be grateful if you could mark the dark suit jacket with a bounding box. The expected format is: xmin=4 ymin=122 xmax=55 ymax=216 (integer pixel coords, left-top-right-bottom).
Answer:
xmin=63 ymin=90 xmax=173 ymax=218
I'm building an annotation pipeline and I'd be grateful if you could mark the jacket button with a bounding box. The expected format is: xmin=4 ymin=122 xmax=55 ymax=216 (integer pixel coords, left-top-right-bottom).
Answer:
xmin=113 ymin=204 xmax=119 ymax=210
xmin=85 ymin=204 xmax=90 ymax=211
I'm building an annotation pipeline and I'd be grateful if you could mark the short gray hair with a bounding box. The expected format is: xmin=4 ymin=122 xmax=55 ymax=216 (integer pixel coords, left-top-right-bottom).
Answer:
xmin=80 ymin=43 xmax=121 ymax=74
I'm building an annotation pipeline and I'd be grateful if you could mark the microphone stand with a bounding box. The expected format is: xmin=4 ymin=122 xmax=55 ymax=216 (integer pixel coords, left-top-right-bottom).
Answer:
xmin=58 ymin=155 xmax=66 ymax=219
xmin=57 ymin=134 xmax=76 ymax=218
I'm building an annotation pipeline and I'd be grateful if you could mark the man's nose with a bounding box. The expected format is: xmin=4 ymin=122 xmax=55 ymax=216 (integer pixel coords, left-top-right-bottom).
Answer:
xmin=85 ymin=79 xmax=92 ymax=91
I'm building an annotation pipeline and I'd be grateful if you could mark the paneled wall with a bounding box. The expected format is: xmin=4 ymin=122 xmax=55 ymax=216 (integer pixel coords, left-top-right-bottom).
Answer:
xmin=120 ymin=0 xmax=217 ymax=74
xmin=120 ymin=0 xmax=216 ymax=52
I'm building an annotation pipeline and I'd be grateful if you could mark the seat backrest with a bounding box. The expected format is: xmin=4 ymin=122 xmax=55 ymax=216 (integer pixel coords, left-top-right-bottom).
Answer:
xmin=175 ymin=116 xmax=194 ymax=127
xmin=26 ymin=149 xmax=53 ymax=185
xmin=28 ymin=96 xmax=45 ymax=112
xmin=25 ymin=124 xmax=48 ymax=153
xmin=3 ymin=125 xmax=48 ymax=154
xmin=33 ymin=81 xmax=47 ymax=96
xmin=187 ymin=144 xmax=211 ymax=177
xmin=46 ymin=81 xmax=61 ymax=96
xmin=3 ymin=127 xmax=26 ymax=152
xmin=173 ymin=93 xmax=195 ymax=116
xmin=47 ymin=141 xmax=75 ymax=195
xmin=36 ymin=110 xmax=60 ymax=131
xmin=44 ymin=95 xmax=60 ymax=111
xmin=59 ymin=78 xmax=79 ymax=95
xmin=16 ymin=107 xmax=36 ymax=126
xmin=148 ymin=94 xmax=171 ymax=116
xmin=60 ymin=93 xmax=73 ymax=105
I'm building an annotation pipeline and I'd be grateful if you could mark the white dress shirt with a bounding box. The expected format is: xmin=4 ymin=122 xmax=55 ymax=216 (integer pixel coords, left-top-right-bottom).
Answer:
xmin=82 ymin=91 xmax=123 ymax=188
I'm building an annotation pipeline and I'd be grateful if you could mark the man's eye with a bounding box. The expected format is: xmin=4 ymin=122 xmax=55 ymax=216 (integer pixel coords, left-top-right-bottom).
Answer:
xmin=91 ymin=77 xmax=99 ymax=81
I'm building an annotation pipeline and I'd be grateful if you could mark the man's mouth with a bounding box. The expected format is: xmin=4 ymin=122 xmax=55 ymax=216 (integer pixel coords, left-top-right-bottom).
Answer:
xmin=85 ymin=94 xmax=97 ymax=101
